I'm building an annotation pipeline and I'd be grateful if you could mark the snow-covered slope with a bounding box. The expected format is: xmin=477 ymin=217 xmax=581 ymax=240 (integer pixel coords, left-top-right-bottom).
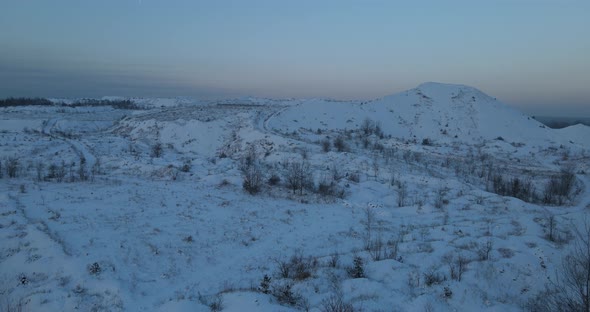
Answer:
xmin=269 ymin=82 xmax=569 ymax=146
xmin=1 ymin=82 xmax=589 ymax=312
xmin=557 ymin=123 xmax=590 ymax=146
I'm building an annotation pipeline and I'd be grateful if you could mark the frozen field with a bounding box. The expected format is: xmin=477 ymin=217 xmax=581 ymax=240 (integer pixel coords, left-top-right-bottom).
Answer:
xmin=1 ymin=83 xmax=589 ymax=311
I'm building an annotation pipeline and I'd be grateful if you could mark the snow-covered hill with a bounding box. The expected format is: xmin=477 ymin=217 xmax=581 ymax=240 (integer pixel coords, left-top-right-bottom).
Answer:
xmin=557 ymin=123 xmax=590 ymax=146
xmin=270 ymin=82 xmax=578 ymax=148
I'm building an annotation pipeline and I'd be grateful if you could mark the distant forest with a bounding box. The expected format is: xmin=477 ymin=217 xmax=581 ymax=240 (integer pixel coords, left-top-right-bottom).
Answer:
xmin=0 ymin=97 xmax=139 ymax=109
xmin=533 ymin=116 xmax=590 ymax=129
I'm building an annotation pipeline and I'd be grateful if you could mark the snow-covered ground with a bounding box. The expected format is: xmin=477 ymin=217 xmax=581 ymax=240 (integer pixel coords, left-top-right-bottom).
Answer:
xmin=1 ymin=83 xmax=589 ymax=311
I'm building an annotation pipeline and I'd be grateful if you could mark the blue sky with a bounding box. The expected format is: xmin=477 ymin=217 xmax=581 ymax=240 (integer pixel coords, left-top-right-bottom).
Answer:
xmin=0 ymin=0 xmax=588 ymax=116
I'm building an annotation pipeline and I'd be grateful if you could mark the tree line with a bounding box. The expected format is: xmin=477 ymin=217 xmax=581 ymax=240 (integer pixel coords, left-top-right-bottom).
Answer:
xmin=0 ymin=97 xmax=139 ymax=109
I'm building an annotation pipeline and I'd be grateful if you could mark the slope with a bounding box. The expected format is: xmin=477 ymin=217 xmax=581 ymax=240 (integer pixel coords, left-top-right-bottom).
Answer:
xmin=268 ymin=82 xmax=570 ymax=148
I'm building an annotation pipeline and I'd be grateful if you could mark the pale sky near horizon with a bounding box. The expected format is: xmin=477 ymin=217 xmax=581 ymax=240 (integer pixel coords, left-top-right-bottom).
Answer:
xmin=0 ymin=0 xmax=588 ymax=116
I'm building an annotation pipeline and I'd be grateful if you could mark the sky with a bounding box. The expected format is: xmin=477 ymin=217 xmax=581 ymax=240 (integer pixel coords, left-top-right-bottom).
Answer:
xmin=0 ymin=0 xmax=588 ymax=116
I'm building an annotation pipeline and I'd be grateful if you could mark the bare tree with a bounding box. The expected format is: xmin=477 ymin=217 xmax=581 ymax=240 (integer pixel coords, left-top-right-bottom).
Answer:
xmin=547 ymin=214 xmax=557 ymax=242
xmin=371 ymin=156 xmax=379 ymax=180
xmin=284 ymin=159 xmax=312 ymax=195
xmin=243 ymin=165 xmax=263 ymax=195
xmin=241 ymin=145 xmax=263 ymax=195
xmin=35 ymin=161 xmax=44 ymax=182
xmin=6 ymin=157 xmax=18 ymax=178
xmin=477 ymin=240 xmax=493 ymax=261
xmin=360 ymin=118 xmax=375 ymax=136
xmin=78 ymin=156 xmax=87 ymax=181
xmin=56 ymin=160 xmax=66 ymax=182
xmin=91 ymin=157 xmax=102 ymax=180
xmin=363 ymin=206 xmax=376 ymax=251
xmin=396 ymin=182 xmax=407 ymax=207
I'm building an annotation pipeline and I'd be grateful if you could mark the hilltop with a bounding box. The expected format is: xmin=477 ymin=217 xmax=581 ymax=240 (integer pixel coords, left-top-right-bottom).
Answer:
xmin=269 ymin=82 xmax=583 ymax=147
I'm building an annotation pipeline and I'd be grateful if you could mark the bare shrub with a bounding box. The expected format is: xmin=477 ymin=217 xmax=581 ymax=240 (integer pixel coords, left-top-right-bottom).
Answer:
xmin=290 ymin=254 xmax=314 ymax=281
xmin=477 ymin=240 xmax=493 ymax=261
xmin=347 ymin=171 xmax=360 ymax=183
xmin=423 ymin=269 xmax=445 ymax=286
xmin=333 ymin=135 xmax=348 ymax=152
xmin=267 ymin=173 xmax=281 ymax=186
xmin=56 ymin=161 xmax=66 ymax=182
xmin=328 ymin=253 xmax=339 ymax=268
xmin=434 ymin=187 xmax=448 ymax=209
xmin=272 ymin=282 xmax=303 ymax=306
xmin=555 ymin=221 xmax=590 ymax=311
xmin=418 ymin=242 xmax=434 ymax=253
xmin=78 ymin=156 xmax=87 ymax=181
xmin=407 ymin=269 xmax=421 ymax=292
xmin=546 ymin=214 xmax=557 ymax=242
xmin=151 ymin=142 xmax=163 ymax=158
xmin=367 ymin=233 xmax=400 ymax=261
xmin=525 ymin=287 xmax=560 ymax=312
xmin=443 ymin=286 xmax=453 ymax=298
xmin=180 ymin=159 xmax=191 ymax=172
xmin=544 ymin=215 xmax=573 ymax=245
xmin=208 ymin=295 xmax=223 ymax=312
xmin=275 ymin=253 xmax=315 ymax=281
xmin=490 ymin=174 xmax=536 ymax=202
xmin=360 ymin=118 xmax=375 ymax=136
xmin=362 ymin=206 xmax=375 ymax=250
xmin=6 ymin=157 xmax=18 ymax=178
xmin=321 ymin=294 xmax=355 ymax=312
xmin=317 ymin=175 xmax=345 ymax=199
xmin=276 ymin=258 xmax=292 ymax=279
xmin=423 ymin=301 xmax=435 ymax=312
xmin=543 ymin=166 xmax=576 ymax=205
xmin=328 ymin=166 xmax=343 ymax=182
xmin=300 ymin=147 xmax=310 ymax=160
xmin=527 ymin=221 xmax=590 ymax=311
xmin=91 ymin=158 xmax=102 ymax=179
xmin=368 ymin=236 xmax=384 ymax=261
xmin=497 ymin=248 xmax=515 ymax=259
xmin=0 ymin=295 xmax=28 ymax=312
xmin=443 ymin=253 xmax=468 ymax=281
xmin=386 ymin=237 xmax=400 ymax=259
xmin=35 ymin=161 xmax=44 ymax=182
xmin=198 ymin=293 xmax=224 ymax=312
xmin=322 ymin=139 xmax=331 ymax=152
